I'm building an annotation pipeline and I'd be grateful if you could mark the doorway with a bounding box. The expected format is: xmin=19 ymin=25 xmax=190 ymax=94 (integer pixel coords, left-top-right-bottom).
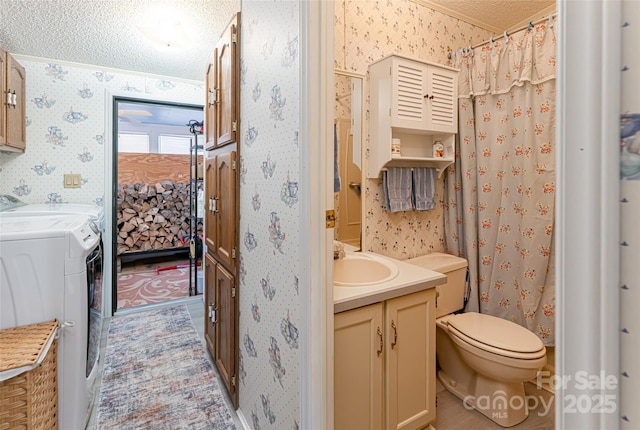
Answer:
xmin=111 ymin=97 xmax=204 ymax=313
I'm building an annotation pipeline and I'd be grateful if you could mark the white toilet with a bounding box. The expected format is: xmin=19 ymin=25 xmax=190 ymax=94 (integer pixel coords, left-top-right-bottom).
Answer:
xmin=406 ymin=253 xmax=547 ymax=427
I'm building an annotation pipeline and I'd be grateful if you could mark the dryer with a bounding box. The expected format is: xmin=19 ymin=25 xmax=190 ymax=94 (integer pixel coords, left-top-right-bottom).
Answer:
xmin=0 ymin=197 xmax=105 ymax=232
xmin=0 ymin=214 xmax=100 ymax=430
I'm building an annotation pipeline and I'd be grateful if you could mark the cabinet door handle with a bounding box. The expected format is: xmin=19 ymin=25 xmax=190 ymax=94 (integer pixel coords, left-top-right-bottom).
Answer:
xmin=377 ymin=327 xmax=383 ymax=356
xmin=391 ymin=320 xmax=397 ymax=348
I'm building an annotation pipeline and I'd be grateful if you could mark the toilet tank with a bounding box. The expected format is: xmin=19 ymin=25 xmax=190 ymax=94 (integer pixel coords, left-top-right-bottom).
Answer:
xmin=406 ymin=253 xmax=468 ymax=318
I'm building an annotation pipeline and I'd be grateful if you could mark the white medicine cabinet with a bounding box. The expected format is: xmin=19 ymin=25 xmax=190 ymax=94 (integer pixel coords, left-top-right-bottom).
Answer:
xmin=368 ymin=54 xmax=458 ymax=178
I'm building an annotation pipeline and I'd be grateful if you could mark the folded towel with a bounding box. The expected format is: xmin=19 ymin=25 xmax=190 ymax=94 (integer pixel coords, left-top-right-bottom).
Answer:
xmin=383 ymin=167 xmax=413 ymax=212
xmin=334 ymin=123 xmax=341 ymax=192
xmin=412 ymin=167 xmax=437 ymax=211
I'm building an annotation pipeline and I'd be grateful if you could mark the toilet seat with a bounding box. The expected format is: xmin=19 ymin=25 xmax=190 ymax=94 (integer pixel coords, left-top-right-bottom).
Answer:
xmin=447 ymin=313 xmax=545 ymax=360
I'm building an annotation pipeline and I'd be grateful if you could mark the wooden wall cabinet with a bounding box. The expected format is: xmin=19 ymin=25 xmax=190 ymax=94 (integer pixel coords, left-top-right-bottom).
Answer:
xmin=205 ymin=14 xmax=239 ymax=150
xmin=204 ymin=253 xmax=238 ymax=404
xmin=0 ymin=47 xmax=26 ymax=152
xmin=334 ymin=288 xmax=437 ymax=430
xmin=203 ymin=12 xmax=241 ymax=409
xmin=204 ymin=151 xmax=237 ymax=270
xmin=368 ymin=54 xmax=458 ymax=178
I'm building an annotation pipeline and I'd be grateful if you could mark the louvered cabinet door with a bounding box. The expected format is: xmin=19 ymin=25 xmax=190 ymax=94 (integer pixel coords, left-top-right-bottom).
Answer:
xmin=390 ymin=59 xmax=429 ymax=130
xmin=424 ymin=66 xmax=458 ymax=133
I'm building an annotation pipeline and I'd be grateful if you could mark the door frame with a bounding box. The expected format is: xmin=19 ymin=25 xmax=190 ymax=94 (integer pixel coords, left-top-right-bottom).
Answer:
xmin=300 ymin=0 xmax=334 ymax=428
xmin=104 ymin=93 xmax=203 ymax=315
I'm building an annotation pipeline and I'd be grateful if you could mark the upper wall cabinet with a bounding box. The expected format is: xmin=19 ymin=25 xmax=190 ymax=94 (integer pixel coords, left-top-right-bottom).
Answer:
xmin=0 ymin=47 xmax=26 ymax=153
xmin=205 ymin=62 xmax=216 ymax=149
xmin=368 ymin=54 xmax=458 ymax=178
xmin=205 ymin=14 xmax=240 ymax=150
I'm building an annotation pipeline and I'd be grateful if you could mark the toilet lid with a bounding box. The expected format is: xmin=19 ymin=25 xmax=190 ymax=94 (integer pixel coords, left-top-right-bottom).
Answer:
xmin=447 ymin=313 xmax=544 ymax=354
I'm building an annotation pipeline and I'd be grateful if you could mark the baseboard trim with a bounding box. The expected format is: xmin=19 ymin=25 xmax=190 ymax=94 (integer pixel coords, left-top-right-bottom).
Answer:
xmin=236 ymin=408 xmax=252 ymax=430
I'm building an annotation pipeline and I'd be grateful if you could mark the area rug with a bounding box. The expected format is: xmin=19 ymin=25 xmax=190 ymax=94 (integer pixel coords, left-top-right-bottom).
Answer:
xmin=96 ymin=305 xmax=236 ymax=429
xmin=117 ymin=267 xmax=197 ymax=310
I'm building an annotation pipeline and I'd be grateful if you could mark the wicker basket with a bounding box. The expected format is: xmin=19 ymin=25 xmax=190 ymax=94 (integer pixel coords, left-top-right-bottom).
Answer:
xmin=0 ymin=320 xmax=59 ymax=430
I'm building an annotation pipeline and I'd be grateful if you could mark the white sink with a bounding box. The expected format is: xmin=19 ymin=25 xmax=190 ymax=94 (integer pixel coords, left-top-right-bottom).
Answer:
xmin=334 ymin=252 xmax=399 ymax=286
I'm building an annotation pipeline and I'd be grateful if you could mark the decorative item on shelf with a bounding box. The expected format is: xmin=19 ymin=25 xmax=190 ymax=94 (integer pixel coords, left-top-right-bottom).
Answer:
xmin=391 ymin=138 xmax=402 ymax=157
xmin=433 ymin=140 xmax=444 ymax=158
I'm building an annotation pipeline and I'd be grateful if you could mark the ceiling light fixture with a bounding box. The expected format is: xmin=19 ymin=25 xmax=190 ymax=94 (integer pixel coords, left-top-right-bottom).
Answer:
xmin=136 ymin=6 xmax=194 ymax=51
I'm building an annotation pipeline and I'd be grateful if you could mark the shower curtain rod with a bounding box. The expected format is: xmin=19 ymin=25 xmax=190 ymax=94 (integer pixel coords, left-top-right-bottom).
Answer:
xmin=449 ymin=12 xmax=557 ymax=58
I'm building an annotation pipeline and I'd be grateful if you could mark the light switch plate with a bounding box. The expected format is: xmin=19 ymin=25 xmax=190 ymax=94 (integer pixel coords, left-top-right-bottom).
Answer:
xmin=64 ymin=173 xmax=81 ymax=188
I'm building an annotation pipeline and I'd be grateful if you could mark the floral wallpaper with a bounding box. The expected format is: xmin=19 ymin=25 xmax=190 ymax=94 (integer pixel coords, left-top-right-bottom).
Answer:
xmin=620 ymin=1 xmax=640 ymax=426
xmin=0 ymin=57 xmax=203 ymax=205
xmin=238 ymin=1 xmax=301 ymax=429
xmin=335 ymin=0 xmax=493 ymax=260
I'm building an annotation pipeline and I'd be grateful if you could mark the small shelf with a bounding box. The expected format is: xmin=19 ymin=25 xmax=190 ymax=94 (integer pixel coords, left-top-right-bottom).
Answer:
xmin=382 ymin=156 xmax=454 ymax=177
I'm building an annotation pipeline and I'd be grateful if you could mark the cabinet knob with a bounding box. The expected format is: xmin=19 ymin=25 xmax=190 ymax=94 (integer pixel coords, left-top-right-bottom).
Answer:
xmin=424 ymin=94 xmax=434 ymax=100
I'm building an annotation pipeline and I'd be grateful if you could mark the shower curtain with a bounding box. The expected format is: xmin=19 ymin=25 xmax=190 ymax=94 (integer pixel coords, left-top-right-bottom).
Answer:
xmin=444 ymin=20 xmax=556 ymax=346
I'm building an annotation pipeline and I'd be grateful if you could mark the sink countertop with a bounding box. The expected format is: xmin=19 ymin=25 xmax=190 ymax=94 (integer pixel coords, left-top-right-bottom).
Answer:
xmin=333 ymin=252 xmax=447 ymax=313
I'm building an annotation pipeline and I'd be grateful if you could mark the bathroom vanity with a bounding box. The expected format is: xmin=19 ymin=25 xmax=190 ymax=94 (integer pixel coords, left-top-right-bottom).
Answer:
xmin=333 ymin=252 xmax=446 ymax=430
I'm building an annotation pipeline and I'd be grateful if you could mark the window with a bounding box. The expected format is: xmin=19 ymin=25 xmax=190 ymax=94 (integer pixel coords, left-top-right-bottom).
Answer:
xmin=158 ymin=135 xmax=191 ymax=155
xmin=118 ymin=133 xmax=150 ymax=153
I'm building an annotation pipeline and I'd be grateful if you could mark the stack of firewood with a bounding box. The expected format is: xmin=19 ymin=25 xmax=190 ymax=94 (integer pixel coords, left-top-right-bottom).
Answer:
xmin=116 ymin=181 xmax=202 ymax=255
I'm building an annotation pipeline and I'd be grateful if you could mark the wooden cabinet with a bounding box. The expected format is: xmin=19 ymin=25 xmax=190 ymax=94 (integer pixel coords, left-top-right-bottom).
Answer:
xmin=204 ymin=252 xmax=217 ymax=353
xmin=205 ymin=62 xmax=216 ymax=149
xmin=205 ymin=151 xmax=237 ymax=270
xmin=368 ymin=54 xmax=457 ymax=178
xmin=0 ymin=47 xmax=26 ymax=152
xmin=203 ymin=12 xmax=241 ymax=410
xmin=204 ymin=253 xmax=238 ymax=407
xmin=205 ymin=14 xmax=239 ymax=150
xmin=335 ymin=303 xmax=384 ymax=430
xmin=334 ymin=288 xmax=436 ymax=430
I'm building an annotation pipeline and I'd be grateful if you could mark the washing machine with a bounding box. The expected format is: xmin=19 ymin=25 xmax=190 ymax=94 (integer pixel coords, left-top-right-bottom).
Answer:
xmin=0 ymin=214 xmax=100 ymax=430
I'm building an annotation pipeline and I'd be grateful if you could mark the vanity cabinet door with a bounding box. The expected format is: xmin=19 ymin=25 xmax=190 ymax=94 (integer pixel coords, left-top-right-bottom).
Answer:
xmin=385 ymin=288 xmax=436 ymax=430
xmin=334 ymin=302 xmax=384 ymax=430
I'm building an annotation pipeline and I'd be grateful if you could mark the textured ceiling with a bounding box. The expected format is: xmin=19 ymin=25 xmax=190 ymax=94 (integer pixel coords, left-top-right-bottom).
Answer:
xmin=0 ymin=0 xmax=554 ymax=83
xmin=0 ymin=0 xmax=240 ymax=81
xmin=418 ymin=0 xmax=556 ymax=33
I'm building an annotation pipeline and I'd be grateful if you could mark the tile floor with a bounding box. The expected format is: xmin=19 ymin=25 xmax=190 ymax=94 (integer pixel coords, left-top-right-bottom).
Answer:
xmin=434 ymin=378 xmax=555 ymax=430
xmin=85 ymin=296 xmax=242 ymax=430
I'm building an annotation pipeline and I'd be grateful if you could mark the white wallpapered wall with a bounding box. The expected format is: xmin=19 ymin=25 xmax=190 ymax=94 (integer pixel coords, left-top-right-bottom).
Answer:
xmin=335 ymin=0 xmax=493 ymax=260
xmin=0 ymin=58 xmax=204 ymax=205
xmin=237 ymin=1 xmax=301 ymax=429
